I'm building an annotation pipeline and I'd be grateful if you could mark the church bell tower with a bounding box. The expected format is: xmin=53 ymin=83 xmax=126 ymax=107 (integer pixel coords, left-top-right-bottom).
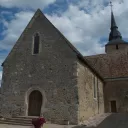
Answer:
xmin=105 ymin=2 xmax=128 ymax=53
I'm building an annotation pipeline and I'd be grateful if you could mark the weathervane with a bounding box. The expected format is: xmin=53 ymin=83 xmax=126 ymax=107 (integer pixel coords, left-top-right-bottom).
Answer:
xmin=110 ymin=1 xmax=113 ymax=12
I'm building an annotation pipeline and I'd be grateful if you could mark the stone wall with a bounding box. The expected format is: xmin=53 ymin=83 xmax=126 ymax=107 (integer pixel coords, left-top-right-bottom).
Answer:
xmin=77 ymin=60 xmax=104 ymax=123
xmin=104 ymin=79 xmax=128 ymax=113
xmin=0 ymin=10 xmax=105 ymax=125
xmin=105 ymin=44 xmax=128 ymax=54
xmin=0 ymin=10 xmax=79 ymax=124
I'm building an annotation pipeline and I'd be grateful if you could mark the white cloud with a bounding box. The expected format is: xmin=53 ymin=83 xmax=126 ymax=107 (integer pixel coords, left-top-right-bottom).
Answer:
xmin=46 ymin=4 xmax=108 ymax=55
xmin=1 ymin=0 xmax=128 ymax=83
xmin=1 ymin=11 xmax=12 ymax=15
xmin=46 ymin=0 xmax=128 ymax=55
xmin=0 ymin=0 xmax=56 ymax=9
xmin=1 ymin=0 xmax=128 ymax=57
xmin=0 ymin=11 xmax=34 ymax=50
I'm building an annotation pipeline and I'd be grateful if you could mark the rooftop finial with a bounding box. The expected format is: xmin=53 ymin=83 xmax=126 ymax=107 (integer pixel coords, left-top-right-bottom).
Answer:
xmin=108 ymin=1 xmax=122 ymax=41
xmin=110 ymin=1 xmax=113 ymax=12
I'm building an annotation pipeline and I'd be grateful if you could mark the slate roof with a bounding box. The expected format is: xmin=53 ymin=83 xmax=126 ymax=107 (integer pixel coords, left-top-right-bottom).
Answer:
xmin=107 ymin=10 xmax=128 ymax=46
xmin=109 ymin=11 xmax=122 ymax=42
xmin=85 ymin=51 xmax=128 ymax=78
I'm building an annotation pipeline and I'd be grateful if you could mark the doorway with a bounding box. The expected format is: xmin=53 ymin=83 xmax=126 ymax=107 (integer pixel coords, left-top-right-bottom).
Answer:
xmin=110 ymin=100 xmax=117 ymax=112
xmin=28 ymin=90 xmax=42 ymax=116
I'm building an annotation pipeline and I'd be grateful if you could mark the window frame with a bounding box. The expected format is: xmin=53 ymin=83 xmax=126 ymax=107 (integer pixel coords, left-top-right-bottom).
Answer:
xmin=32 ymin=32 xmax=41 ymax=55
xmin=93 ymin=76 xmax=98 ymax=99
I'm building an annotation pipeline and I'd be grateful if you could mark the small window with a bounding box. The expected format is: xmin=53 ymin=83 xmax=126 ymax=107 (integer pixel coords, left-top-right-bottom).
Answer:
xmin=93 ymin=76 xmax=97 ymax=99
xmin=116 ymin=45 xmax=119 ymax=50
xmin=33 ymin=33 xmax=40 ymax=54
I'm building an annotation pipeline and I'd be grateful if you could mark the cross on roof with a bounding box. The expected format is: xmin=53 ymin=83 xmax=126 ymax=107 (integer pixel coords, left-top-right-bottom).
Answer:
xmin=110 ymin=1 xmax=113 ymax=12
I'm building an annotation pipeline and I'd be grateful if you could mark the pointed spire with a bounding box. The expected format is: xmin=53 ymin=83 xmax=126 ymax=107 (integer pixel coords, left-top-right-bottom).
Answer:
xmin=109 ymin=1 xmax=122 ymax=41
xmin=111 ymin=11 xmax=117 ymax=29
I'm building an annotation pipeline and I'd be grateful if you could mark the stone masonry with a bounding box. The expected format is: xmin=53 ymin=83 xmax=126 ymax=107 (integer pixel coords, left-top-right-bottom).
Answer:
xmin=104 ymin=80 xmax=128 ymax=113
xmin=0 ymin=9 xmax=104 ymax=125
xmin=77 ymin=60 xmax=104 ymax=123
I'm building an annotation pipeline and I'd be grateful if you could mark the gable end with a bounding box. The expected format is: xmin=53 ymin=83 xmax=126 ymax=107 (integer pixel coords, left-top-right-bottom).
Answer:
xmin=1 ymin=9 xmax=104 ymax=82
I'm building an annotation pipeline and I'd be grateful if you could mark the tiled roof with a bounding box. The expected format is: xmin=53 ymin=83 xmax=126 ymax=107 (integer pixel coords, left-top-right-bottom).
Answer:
xmin=85 ymin=51 xmax=128 ymax=78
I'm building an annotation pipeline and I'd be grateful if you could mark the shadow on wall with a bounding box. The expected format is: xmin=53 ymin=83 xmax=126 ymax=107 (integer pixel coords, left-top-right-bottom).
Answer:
xmin=72 ymin=113 xmax=128 ymax=128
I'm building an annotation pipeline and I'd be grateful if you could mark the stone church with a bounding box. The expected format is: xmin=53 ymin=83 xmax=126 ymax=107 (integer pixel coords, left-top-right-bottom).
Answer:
xmin=86 ymin=11 xmax=128 ymax=113
xmin=0 ymin=8 xmax=127 ymax=125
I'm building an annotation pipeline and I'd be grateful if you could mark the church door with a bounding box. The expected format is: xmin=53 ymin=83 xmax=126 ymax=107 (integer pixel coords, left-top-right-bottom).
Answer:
xmin=28 ymin=90 xmax=42 ymax=116
xmin=110 ymin=100 xmax=117 ymax=113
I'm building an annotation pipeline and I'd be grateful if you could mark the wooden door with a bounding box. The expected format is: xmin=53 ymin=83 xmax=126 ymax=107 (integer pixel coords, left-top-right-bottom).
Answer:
xmin=28 ymin=90 xmax=42 ymax=116
xmin=111 ymin=100 xmax=117 ymax=112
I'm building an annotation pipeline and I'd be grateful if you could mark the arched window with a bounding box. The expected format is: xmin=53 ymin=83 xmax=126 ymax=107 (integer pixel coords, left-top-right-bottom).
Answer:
xmin=93 ymin=76 xmax=97 ymax=99
xmin=33 ymin=33 xmax=40 ymax=54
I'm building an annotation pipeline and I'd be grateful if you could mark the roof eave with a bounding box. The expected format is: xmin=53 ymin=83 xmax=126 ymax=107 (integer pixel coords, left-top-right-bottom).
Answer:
xmin=77 ymin=54 xmax=104 ymax=83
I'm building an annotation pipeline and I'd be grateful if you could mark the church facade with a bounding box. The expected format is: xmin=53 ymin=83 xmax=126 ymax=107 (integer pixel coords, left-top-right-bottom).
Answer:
xmin=0 ymin=9 xmax=104 ymax=124
xmin=1 ymin=7 xmax=128 ymax=125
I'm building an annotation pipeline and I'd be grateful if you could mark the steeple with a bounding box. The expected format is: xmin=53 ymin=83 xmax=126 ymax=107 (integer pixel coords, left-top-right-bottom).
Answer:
xmin=109 ymin=2 xmax=122 ymax=41
xmin=105 ymin=2 xmax=128 ymax=54
xmin=111 ymin=11 xmax=117 ymax=29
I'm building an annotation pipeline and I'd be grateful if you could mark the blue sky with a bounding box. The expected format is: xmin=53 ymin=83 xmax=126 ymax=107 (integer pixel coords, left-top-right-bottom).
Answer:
xmin=0 ymin=0 xmax=127 ymax=80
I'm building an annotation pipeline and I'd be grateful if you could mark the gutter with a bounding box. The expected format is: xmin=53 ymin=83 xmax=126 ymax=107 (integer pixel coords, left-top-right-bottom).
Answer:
xmin=104 ymin=76 xmax=128 ymax=81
